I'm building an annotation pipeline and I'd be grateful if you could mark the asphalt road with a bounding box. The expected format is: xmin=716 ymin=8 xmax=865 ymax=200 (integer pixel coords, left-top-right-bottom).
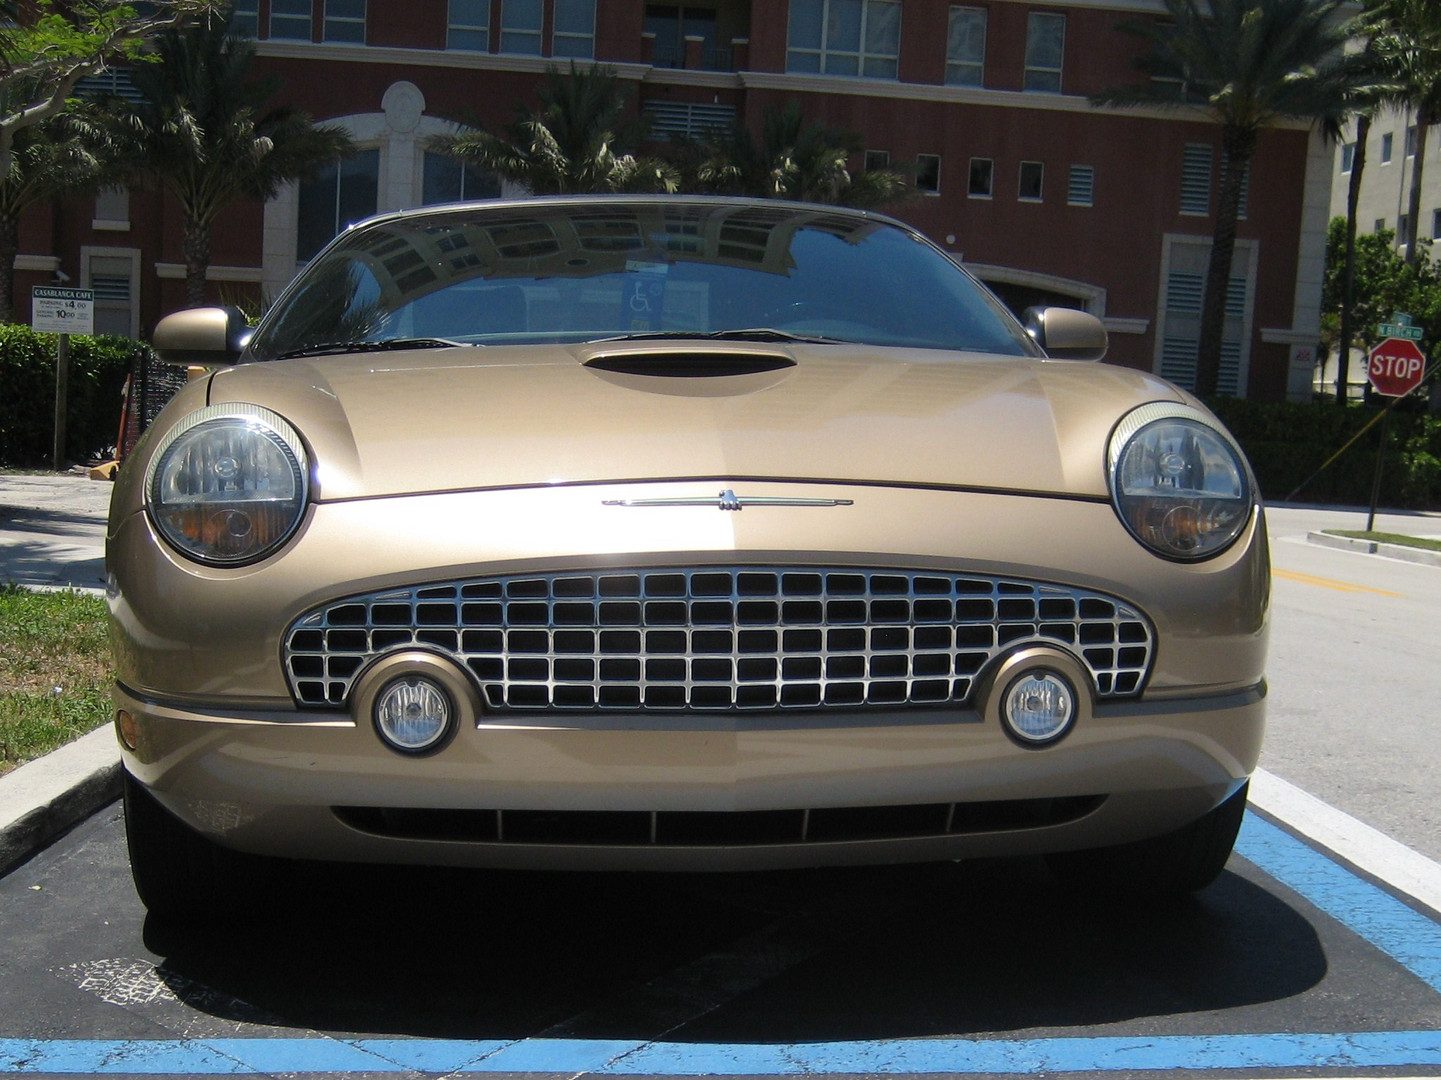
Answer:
xmin=1262 ymin=503 xmax=1441 ymax=863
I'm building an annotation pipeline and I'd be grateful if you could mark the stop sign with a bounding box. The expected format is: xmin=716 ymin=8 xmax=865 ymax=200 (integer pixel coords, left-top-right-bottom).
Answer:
xmin=1367 ymin=336 xmax=1428 ymax=397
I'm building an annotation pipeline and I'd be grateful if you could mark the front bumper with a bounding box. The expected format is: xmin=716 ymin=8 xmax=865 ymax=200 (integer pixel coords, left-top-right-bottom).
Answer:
xmin=116 ymin=678 xmax=1264 ymax=870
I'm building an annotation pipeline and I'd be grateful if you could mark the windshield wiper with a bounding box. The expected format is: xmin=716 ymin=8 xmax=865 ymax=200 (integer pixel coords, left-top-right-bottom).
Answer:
xmin=595 ymin=328 xmax=845 ymax=345
xmin=273 ymin=337 xmax=475 ymax=360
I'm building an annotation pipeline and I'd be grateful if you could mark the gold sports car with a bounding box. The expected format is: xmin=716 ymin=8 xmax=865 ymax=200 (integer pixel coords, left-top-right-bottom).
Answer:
xmin=109 ymin=196 xmax=1268 ymax=918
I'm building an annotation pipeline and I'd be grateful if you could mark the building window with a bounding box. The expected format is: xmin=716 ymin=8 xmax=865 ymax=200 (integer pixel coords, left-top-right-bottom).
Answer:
xmin=230 ymin=0 xmax=259 ymax=36
xmin=1018 ymin=161 xmax=1044 ymax=201
xmin=1381 ymin=132 xmax=1393 ymax=164
xmin=915 ymin=154 xmax=941 ymax=194
xmin=1067 ymin=165 xmax=1093 ymax=207
xmin=553 ymin=0 xmax=596 ymax=58
xmin=448 ymin=0 xmax=489 ymax=50
xmin=94 ymin=186 xmax=130 ymax=229
xmin=1023 ymin=12 xmax=1065 ymax=93
xmin=500 ymin=0 xmax=543 ymax=55
xmin=945 ymin=6 xmax=986 ymax=87
xmin=423 ymin=153 xmax=502 ymax=204
xmin=1180 ymin=143 xmax=1211 ymax=216
xmin=1406 ymin=125 xmax=1417 ymax=158
xmin=1375 ymin=217 xmax=1386 ymax=233
xmin=323 ymin=0 xmax=365 ymax=42
xmin=645 ymin=5 xmax=720 ymax=68
xmin=786 ymin=0 xmax=902 ymax=80
xmin=270 ymin=0 xmax=313 ymax=40
xmin=968 ymin=157 xmax=993 ymax=197
xmin=1399 ymin=214 xmax=1411 ymax=247
xmin=297 ymin=148 xmax=380 ymax=261
xmin=865 ymin=149 xmax=891 ymax=171
xmin=1433 ymin=208 xmax=1441 ymax=241
xmin=1340 ymin=142 xmax=1354 ymax=173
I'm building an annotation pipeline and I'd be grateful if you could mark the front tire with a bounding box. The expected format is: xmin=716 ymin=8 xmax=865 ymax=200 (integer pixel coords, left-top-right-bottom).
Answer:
xmin=1046 ymin=782 xmax=1249 ymax=901
xmin=122 ymin=770 xmax=285 ymax=921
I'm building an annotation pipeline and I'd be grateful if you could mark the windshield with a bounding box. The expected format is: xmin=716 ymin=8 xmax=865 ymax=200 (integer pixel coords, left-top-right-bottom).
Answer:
xmin=246 ymin=200 xmax=1037 ymax=361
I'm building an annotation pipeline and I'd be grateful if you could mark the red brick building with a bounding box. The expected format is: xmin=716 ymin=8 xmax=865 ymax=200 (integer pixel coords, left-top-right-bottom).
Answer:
xmin=20 ymin=0 xmax=1331 ymax=400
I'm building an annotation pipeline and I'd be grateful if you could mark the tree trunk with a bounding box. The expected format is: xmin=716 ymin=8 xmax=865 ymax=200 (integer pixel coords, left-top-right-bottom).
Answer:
xmin=0 ymin=214 xmax=20 ymax=324
xmin=183 ymin=216 xmax=211 ymax=308
xmin=1195 ymin=125 xmax=1256 ymax=399
xmin=1404 ymin=116 xmax=1430 ymax=266
xmin=1339 ymin=114 xmax=1370 ymax=404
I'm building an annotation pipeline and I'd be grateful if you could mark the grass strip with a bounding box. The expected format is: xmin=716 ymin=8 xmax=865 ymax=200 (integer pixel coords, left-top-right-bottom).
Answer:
xmin=1323 ymin=530 xmax=1441 ymax=553
xmin=0 ymin=584 xmax=110 ymax=777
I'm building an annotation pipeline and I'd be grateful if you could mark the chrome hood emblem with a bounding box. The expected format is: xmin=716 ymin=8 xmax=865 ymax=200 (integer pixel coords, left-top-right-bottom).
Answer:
xmin=604 ymin=489 xmax=854 ymax=511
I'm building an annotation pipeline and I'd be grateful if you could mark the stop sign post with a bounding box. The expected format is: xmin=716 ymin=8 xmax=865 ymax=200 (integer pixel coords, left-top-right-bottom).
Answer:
xmin=1367 ymin=336 xmax=1427 ymax=397
xmin=1363 ymin=334 xmax=1430 ymax=530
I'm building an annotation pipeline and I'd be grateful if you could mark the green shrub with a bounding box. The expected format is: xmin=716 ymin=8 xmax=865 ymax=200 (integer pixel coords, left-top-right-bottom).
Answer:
xmin=0 ymin=326 xmax=151 ymax=466
xmin=1209 ymin=397 xmax=1441 ymax=509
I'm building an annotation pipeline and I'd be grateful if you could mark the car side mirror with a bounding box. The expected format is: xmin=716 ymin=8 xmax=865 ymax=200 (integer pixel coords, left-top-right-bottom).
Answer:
xmin=152 ymin=306 xmax=252 ymax=367
xmin=1023 ymin=306 xmax=1108 ymax=362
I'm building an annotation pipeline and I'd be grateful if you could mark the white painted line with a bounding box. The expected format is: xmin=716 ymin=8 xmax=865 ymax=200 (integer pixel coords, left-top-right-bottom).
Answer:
xmin=1249 ymin=767 xmax=1441 ymax=917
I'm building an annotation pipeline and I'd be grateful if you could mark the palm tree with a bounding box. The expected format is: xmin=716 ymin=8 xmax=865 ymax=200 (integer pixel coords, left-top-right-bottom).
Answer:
xmin=427 ymin=64 xmax=677 ymax=195
xmin=1094 ymin=0 xmax=1376 ymax=397
xmin=677 ymin=102 xmax=909 ymax=209
xmin=1371 ymin=0 xmax=1441 ymax=266
xmin=107 ymin=11 xmax=353 ymax=306
xmin=0 ymin=99 xmax=108 ymax=321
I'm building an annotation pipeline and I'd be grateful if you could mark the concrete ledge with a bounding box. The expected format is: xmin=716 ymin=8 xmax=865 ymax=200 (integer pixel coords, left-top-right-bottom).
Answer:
xmin=1307 ymin=531 xmax=1441 ymax=568
xmin=0 ymin=725 xmax=121 ymax=876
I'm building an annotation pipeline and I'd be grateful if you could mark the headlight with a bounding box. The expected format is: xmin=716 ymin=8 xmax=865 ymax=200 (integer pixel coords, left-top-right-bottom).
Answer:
xmin=1108 ymin=403 xmax=1253 ymax=561
xmin=145 ymin=404 xmax=309 ymax=566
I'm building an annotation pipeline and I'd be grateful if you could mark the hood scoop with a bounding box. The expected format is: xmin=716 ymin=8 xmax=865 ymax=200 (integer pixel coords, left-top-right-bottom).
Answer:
xmin=584 ymin=351 xmax=796 ymax=378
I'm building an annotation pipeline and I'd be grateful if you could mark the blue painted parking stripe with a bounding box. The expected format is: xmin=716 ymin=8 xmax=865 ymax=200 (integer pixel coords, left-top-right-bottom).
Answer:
xmin=1235 ymin=813 xmax=1441 ymax=993
xmin=6 ymin=810 xmax=1441 ymax=1076
xmin=5 ymin=1032 xmax=1441 ymax=1075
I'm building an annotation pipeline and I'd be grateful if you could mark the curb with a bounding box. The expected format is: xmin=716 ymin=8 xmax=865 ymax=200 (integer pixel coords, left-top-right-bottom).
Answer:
xmin=1306 ymin=531 xmax=1441 ymax=568
xmin=0 ymin=725 xmax=122 ymax=877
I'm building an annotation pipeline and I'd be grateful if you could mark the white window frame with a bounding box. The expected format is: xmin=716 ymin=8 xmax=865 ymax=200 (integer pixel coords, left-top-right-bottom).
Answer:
xmin=968 ymin=156 xmax=993 ymax=198
xmin=269 ymin=0 xmax=313 ymax=40
xmin=945 ymin=6 xmax=986 ymax=87
xmin=80 ymin=245 xmax=140 ymax=339
xmin=500 ymin=0 xmax=543 ymax=55
xmin=323 ymin=0 xmax=366 ymax=43
xmin=447 ymin=0 xmax=490 ymax=51
xmin=916 ymin=154 xmax=942 ymax=195
xmin=1018 ymin=160 xmax=1044 ymax=202
xmin=786 ymin=0 xmax=902 ymax=80
xmin=553 ymin=0 xmax=596 ymax=59
xmin=1023 ymin=12 xmax=1065 ymax=93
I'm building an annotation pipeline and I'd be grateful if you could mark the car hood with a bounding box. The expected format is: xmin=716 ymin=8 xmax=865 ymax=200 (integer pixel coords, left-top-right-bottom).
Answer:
xmin=204 ymin=342 xmax=1188 ymax=502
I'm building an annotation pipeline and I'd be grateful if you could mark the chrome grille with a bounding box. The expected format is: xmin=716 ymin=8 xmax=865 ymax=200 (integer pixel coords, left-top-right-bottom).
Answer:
xmin=284 ymin=567 xmax=1153 ymax=712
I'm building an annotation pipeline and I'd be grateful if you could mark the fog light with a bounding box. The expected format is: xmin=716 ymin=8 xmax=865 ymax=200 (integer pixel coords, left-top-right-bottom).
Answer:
xmin=374 ymin=676 xmax=454 ymax=754
xmin=1001 ymin=669 xmax=1076 ymax=746
xmin=116 ymin=710 xmax=138 ymax=751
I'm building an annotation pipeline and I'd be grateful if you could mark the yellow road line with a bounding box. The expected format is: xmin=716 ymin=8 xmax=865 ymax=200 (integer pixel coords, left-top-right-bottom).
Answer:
xmin=1273 ymin=567 xmax=1403 ymax=597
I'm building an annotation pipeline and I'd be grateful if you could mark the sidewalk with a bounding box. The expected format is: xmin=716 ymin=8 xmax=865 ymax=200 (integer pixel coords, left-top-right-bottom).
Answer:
xmin=0 ymin=471 xmax=117 ymax=874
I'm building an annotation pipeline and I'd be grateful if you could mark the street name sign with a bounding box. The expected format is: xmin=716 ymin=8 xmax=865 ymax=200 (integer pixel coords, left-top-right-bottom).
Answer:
xmin=31 ymin=286 xmax=94 ymax=335
xmin=1367 ymin=336 xmax=1428 ymax=397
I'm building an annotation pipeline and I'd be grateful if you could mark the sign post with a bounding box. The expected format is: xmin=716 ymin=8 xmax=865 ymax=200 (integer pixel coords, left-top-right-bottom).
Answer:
xmin=31 ymin=286 xmax=95 ymax=470
xmin=1364 ymin=314 xmax=1429 ymax=530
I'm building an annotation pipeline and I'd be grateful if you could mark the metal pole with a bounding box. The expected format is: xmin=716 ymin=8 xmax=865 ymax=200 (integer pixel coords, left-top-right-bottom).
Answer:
xmin=1365 ymin=405 xmax=1391 ymax=533
xmin=51 ymin=332 xmax=69 ymax=471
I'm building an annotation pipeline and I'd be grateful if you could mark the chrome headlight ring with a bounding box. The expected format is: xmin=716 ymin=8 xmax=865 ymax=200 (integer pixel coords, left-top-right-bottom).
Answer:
xmin=144 ymin=403 xmax=310 ymax=567
xmin=1107 ymin=403 xmax=1254 ymax=562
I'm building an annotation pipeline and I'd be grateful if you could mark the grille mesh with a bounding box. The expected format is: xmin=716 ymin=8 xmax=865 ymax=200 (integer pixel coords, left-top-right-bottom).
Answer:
xmin=284 ymin=567 xmax=1152 ymax=712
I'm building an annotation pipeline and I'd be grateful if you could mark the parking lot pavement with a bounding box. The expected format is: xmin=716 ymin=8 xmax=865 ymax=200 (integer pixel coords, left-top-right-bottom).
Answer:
xmin=0 ymin=471 xmax=110 ymax=593
xmin=3 ymin=792 xmax=1441 ymax=1078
